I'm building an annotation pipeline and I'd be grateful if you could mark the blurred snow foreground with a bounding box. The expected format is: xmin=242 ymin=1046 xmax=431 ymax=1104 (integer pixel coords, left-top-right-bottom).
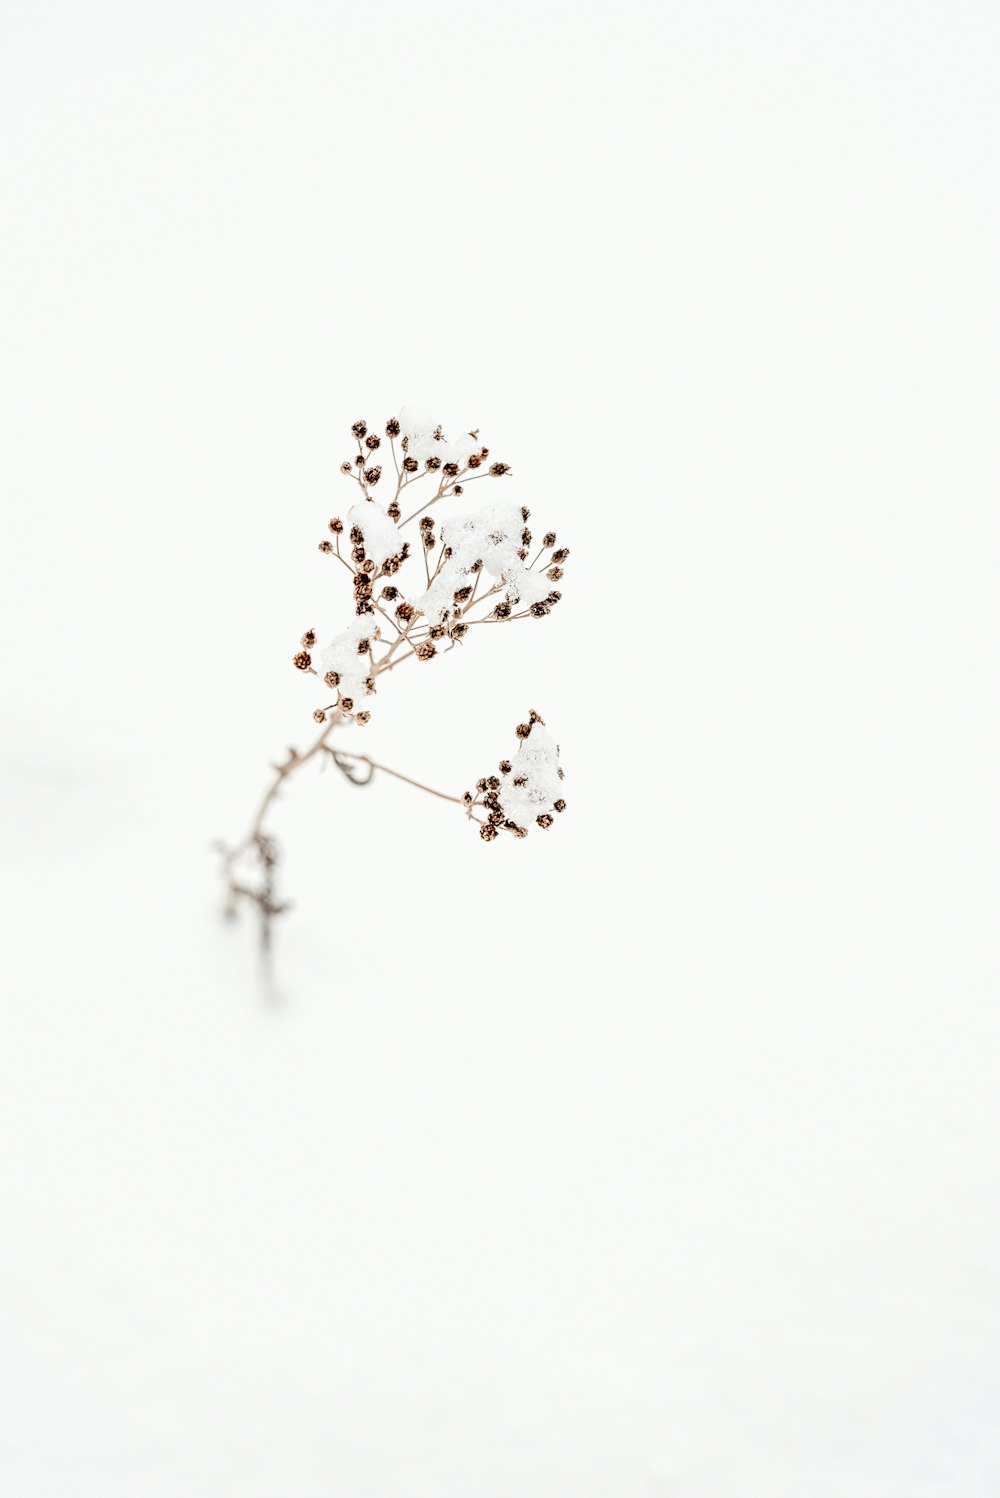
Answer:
xmin=220 ymin=409 xmax=570 ymax=945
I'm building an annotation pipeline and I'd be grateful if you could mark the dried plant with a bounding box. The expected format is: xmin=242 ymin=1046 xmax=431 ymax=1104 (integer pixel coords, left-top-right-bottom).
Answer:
xmin=220 ymin=407 xmax=570 ymax=947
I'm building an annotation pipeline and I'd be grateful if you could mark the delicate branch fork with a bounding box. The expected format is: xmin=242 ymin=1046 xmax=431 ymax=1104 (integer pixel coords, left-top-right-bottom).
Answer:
xmin=219 ymin=407 xmax=569 ymax=948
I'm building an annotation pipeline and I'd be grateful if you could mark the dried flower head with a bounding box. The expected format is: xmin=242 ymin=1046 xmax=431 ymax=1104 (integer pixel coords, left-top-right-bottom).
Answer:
xmin=222 ymin=403 xmax=571 ymax=940
xmin=467 ymin=717 xmax=566 ymax=842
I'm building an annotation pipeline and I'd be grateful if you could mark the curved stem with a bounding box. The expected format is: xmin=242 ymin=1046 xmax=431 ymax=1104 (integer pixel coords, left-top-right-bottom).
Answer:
xmin=331 ymin=750 xmax=466 ymax=806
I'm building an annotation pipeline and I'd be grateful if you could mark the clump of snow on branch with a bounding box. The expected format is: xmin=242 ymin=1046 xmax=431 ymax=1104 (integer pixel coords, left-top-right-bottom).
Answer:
xmin=346 ymin=501 xmax=405 ymax=570
xmin=411 ymin=497 xmax=553 ymax=626
xmin=317 ymin=615 xmax=378 ymax=715
xmin=464 ymin=711 xmax=567 ymax=840
xmin=398 ymin=406 xmax=480 ymax=467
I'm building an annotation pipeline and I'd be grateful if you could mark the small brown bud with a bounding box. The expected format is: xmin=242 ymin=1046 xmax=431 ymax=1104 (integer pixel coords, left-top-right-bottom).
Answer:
xmin=443 ymin=462 xmax=459 ymax=477
xmin=364 ymin=466 xmax=381 ymax=485
xmin=536 ymin=813 xmax=554 ymax=830
xmin=529 ymin=601 xmax=551 ymax=617
xmin=515 ymin=721 xmax=532 ymax=739
xmin=551 ymin=548 xmax=569 ymax=563
xmin=381 ymin=585 xmax=399 ymax=600
xmin=313 ymin=709 xmax=327 ymax=724
xmin=329 ymin=517 xmax=344 ymax=533
xmin=480 ymin=822 xmax=498 ymax=841
xmin=293 ymin=651 xmax=312 ymax=671
xmin=340 ymin=697 xmax=353 ymax=712
xmin=429 ymin=624 xmax=445 ymax=640
xmin=425 ymin=455 xmax=441 ymax=471
xmin=489 ymin=462 xmax=510 ymax=476
xmin=340 ymin=461 xmax=352 ymax=475
xmin=467 ymin=453 xmax=482 ymax=469
xmin=365 ymin=433 xmax=381 ymax=451
xmin=319 ymin=539 xmax=334 ymax=553
xmin=415 ymin=641 xmax=437 ymax=661
xmin=403 ymin=456 xmax=419 ymax=473
xmin=499 ymin=759 xmax=511 ymax=774
xmin=547 ymin=566 xmax=563 ymax=581
xmin=487 ymin=775 xmax=501 ymax=790
xmin=386 ymin=417 xmax=401 ymax=437
xmin=476 ymin=777 xmax=489 ymax=793
xmin=543 ymin=531 xmax=556 ymax=548
xmin=355 ymin=710 xmax=370 ymax=725
xmin=554 ymin=799 xmax=566 ymax=813
xmin=324 ymin=670 xmax=340 ymax=688
xmin=301 ymin=629 xmax=316 ymax=649
xmin=387 ymin=500 xmax=401 ymax=521
xmin=351 ymin=420 xmax=367 ymax=439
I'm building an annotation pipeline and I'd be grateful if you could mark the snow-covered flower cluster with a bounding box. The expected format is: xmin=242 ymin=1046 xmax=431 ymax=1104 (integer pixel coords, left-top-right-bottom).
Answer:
xmin=222 ymin=406 xmax=571 ymax=944
xmin=294 ymin=409 xmax=570 ymax=728
xmin=463 ymin=711 xmax=567 ymax=841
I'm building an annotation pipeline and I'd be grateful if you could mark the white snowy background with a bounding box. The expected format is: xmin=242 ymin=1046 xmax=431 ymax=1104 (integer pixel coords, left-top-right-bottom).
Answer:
xmin=1 ymin=2 xmax=998 ymax=1494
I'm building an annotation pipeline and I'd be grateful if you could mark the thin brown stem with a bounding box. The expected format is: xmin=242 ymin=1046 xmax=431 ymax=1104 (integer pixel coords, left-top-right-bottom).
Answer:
xmin=332 ymin=750 xmax=467 ymax=807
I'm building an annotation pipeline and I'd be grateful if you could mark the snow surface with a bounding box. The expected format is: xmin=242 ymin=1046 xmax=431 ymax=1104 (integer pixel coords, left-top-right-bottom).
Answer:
xmin=2 ymin=3 xmax=999 ymax=1497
